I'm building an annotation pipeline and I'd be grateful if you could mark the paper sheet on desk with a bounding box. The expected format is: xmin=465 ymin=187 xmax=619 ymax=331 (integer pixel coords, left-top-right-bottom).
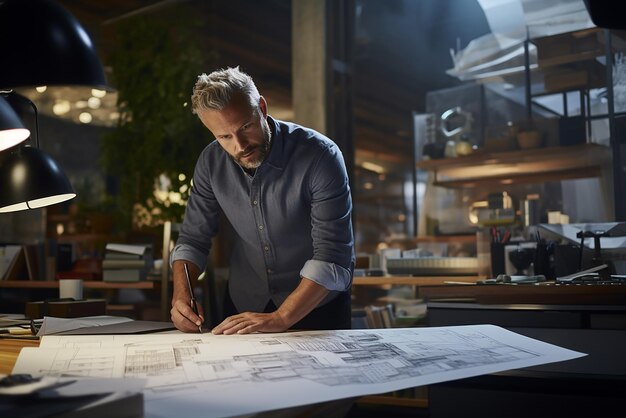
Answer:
xmin=36 ymin=315 xmax=133 ymax=336
xmin=13 ymin=325 xmax=586 ymax=418
xmin=0 ymin=375 xmax=145 ymax=396
xmin=0 ymin=375 xmax=145 ymax=418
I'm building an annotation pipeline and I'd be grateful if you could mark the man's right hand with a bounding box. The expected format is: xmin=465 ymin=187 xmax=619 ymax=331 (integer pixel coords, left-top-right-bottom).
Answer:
xmin=170 ymin=260 xmax=205 ymax=333
xmin=171 ymin=298 xmax=205 ymax=333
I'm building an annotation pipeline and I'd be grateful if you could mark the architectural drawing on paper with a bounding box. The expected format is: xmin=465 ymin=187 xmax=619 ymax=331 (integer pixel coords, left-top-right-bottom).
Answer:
xmin=28 ymin=328 xmax=540 ymax=387
xmin=13 ymin=326 xmax=585 ymax=418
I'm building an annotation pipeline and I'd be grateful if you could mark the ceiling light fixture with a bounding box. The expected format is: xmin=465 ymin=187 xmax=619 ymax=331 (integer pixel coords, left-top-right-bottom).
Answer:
xmin=361 ymin=161 xmax=385 ymax=174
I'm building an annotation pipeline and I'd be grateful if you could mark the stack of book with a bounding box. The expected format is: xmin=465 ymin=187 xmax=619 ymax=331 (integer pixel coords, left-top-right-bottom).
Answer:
xmin=364 ymin=303 xmax=395 ymax=328
xmin=0 ymin=243 xmax=45 ymax=281
xmin=102 ymin=243 xmax=152 ymax=282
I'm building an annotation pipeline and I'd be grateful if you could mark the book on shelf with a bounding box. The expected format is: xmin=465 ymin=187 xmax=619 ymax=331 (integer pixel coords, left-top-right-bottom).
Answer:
xmin=104 ymin=252 xmax=143 ymax=260
xmin=102 ymin=268 xmax=145 ymax=282
xmin=102 ymin=243 xmax=153 ymax=282
xmin=364 ymin=305 xmax=384 ymax=328
xmin=380 ymin=304 xmax=395 ymax=328
xmin=105 ymin=243 xmax=151 ymax=258
xmin=0 ymin=245 xmax=24 ymax=280
xmin=23 ymin=244 xmax=41 ymax=281
xmin=1 ymin=243 xmax=49 ymax=281
xmin=1 ymin=245 xmax=22 ymax=280
xmin=102 ymin=259 xmax=149 ymax=269
xmin=364 ymin=304 xmax=395 ymax=329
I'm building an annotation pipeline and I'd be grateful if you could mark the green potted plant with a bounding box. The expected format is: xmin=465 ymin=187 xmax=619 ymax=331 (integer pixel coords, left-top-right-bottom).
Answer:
xmin=100 ymin=7 xmax=215 ymax=233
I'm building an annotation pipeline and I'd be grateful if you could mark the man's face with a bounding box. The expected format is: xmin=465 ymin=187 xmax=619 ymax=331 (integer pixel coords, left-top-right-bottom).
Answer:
xmin=197 ymin=93 xmax=271 ymax=170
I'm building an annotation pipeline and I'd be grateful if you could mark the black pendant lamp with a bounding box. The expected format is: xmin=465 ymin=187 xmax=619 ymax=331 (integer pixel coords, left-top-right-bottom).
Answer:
xmin=0 ymin=0 xmax=108 ymax=90
xmin=0 ymin=0 xmax=109 ymax=213
xmin=0 ymin=96 xmax=30 ymax=152
xmin=0 ymin=146 xmax=76 ymax=212
xmin=0 ymin=93 xmax=76 ymax=213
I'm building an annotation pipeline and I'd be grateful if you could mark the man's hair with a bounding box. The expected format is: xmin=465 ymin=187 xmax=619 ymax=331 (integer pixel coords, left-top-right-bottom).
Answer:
xmin=191 ymin=66 xmax=260 ymax=114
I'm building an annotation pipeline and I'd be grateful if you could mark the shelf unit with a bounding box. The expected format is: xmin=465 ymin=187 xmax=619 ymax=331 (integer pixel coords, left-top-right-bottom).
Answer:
xmin=526 ymin=28 xmax=626 ymax=219
xmin=0 ymin=280 xmax=160 ymax=319
xmin=415 ymin=143 xmax=612 ymax=188
xmin=0 ymin=280 xmax=157 ymax=290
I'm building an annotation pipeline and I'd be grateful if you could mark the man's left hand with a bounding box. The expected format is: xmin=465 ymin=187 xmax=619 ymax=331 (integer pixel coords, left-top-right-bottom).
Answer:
xmin=212 ymin=311 xmax=289 ymax=335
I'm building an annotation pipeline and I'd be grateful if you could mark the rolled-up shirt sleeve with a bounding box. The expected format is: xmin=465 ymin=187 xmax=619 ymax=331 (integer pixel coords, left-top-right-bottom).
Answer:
xmin=300 ymin=259 xmax=352 ymax=291
xmin=299 ymin=143 xmax=354 ymax=292
xmin=170 ymin=243 xmax=210 ymax=273
xmin=170 ymin=145 xmax=220 ymax=273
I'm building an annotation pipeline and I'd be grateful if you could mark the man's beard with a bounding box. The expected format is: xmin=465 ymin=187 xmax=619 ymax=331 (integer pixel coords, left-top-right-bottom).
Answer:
xmin=234 ymin=120 xmax=272 ymax=170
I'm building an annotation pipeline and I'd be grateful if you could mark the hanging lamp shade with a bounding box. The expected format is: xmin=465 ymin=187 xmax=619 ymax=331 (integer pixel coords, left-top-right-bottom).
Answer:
xmin=0 ymin=96 xmax=30 ymax=152
xmin=0 ymin=146 xmax=76 ymax=213
xmin=584 ymin=0 xmax=625 ymax=30
xmin=0 ymin=0 xmax=108 ymax=90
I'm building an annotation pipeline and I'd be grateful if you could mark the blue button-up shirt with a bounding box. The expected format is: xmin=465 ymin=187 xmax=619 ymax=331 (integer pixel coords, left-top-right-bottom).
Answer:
xmin=171 ymin=116 xmax=354 ymax=313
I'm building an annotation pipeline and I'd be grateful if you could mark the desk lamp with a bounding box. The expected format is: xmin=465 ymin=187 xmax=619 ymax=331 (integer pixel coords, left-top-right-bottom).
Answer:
xmin=0 ymin=0 xmax=109 ymax=213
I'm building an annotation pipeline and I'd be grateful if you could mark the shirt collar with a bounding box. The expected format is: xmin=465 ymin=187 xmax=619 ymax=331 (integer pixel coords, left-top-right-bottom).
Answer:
xmin=263 ymin=115 xmax=285 ymax=171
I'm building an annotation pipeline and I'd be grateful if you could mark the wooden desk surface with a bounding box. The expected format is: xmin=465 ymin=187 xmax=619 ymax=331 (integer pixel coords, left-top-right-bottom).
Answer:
xmin=0 ymin=280 xmax=157 ymax=290
xmin=352 ymin=275 xmax=482 ymax=286
xmin=0 ymin=338 xmax=39 ymax=375
xmin=418 ymin=282 xmax=626 ymax=305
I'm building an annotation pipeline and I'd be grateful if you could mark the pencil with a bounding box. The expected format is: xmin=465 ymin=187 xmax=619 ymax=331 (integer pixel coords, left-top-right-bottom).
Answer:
xmin=183 ymin=263 xmax=203 ymax=334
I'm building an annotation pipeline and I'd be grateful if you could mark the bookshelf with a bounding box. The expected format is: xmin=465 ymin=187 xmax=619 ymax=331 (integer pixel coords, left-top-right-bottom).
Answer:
xmin=0 ymin=280 xmax=157 ymax=289
xmin=0 ymin=280 xmax=160 ymax=319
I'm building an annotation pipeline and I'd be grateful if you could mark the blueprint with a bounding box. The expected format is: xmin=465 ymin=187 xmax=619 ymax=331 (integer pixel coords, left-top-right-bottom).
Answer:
xmin=13 ymin=325 xmax=585 ymax=418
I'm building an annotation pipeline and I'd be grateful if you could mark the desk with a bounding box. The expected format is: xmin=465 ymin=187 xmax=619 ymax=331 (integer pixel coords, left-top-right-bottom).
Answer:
xmin=427 ymin=302 xmax=626 ymax=329
xmin=418 ymin=282 xmax=626 ymax=304
xmin=0 ymin=337 xmax=355 ymax=418
xmin=352 ymin=275 xmax=482 ymax=286
xmin=425 ymin=299 xmax=626 ymax=417
xmin=0 ymin=338 xmax=39 ymax=375
xmin=351 ymin=275 xmax=482 ymax=309
xmin=429 ymin=327 xmax=626 ymax=418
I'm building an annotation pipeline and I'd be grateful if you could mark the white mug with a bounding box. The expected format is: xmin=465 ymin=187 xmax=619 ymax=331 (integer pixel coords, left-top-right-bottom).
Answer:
xmin=59 ymin=279 xmax=83 ymax=300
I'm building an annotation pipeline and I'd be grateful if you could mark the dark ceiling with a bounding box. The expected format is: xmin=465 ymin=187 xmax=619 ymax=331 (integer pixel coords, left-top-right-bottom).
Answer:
xmin=57 ymin=0 xmax=490 ymax=172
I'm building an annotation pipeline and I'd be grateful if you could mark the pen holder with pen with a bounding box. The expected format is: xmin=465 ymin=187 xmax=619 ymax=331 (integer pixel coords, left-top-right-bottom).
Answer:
xmin=490 ymin=243 xmax=506 ymax=277
xmin=508 ymin=247 xmax=535 ymax=275
xmin=490 ymin=241 xmax=539 ymax=277
xmin=533 ymin=241 xmax=554 ymax=279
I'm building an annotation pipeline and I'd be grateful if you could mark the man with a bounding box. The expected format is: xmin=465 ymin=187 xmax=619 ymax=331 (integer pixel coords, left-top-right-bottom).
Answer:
xmin=170 ymin=66 xmax=355 ymax=335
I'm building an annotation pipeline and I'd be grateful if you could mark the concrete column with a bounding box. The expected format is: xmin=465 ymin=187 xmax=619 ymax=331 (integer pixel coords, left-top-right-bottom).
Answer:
xmin=292 ymin=0 xmax=328 ymax=134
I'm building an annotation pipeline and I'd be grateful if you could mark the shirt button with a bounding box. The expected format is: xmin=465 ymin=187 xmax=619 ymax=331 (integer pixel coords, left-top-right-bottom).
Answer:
xmin=252 ymin=200 xmax=258 ymax=205
xmin=258 ymin=225 xmax=264 ymax=230
xmin=264 ymin=246 xmax=270 ymax=252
